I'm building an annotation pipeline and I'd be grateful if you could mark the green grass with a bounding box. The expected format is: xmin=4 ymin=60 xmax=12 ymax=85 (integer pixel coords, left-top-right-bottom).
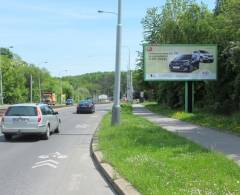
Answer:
xmin=144 ymin=102 xmax=240 ymax=134
xmin=98 ymin=104 xmax=240 ymax=195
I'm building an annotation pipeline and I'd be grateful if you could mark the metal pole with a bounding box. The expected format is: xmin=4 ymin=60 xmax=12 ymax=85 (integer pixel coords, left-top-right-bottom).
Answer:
xmin=0 ymin=70 xmax=3 ymax=105
xmin=111 ymin=0 xmax=122 ymax=125
xmin=185 ymin=81 xmax=193 ymax=113
xmin=0 ymin=50 xmax=3 ymax=105
xmin=126 ymin=47 xmax=130 ymax=102
xmin=30 ymin=74 xmax=33 ymax=103
xmin=130 ymin=69 xmax=133 ymax=102
xmin=60 ymin=79 xmax=63 ymax=104
xmin=39 ymin=76 xmax=41 ymax=102
xmin=185 ymin=81 xmax=188 ymax=112
xmin=192 ymin=82 xmax=194 ymax=112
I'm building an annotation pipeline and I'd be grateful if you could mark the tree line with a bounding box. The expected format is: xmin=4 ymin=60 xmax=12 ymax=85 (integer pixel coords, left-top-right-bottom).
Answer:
xmin=134 ymin=0 xmax=240 ymax=114
xmin=0 ymin=47 xmax=127 ymax=104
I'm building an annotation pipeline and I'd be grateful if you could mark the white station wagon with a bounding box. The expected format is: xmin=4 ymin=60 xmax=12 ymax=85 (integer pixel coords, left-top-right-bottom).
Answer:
xmin=1 ymin=103 xmax=61 ymax=141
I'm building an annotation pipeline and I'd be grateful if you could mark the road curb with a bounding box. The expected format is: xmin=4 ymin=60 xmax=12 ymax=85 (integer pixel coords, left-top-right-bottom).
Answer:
xmin=90 ymin=127 xmax=141 ymax=195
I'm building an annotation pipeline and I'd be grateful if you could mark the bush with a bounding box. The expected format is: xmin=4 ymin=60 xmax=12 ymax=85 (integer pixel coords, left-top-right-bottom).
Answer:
xmin=121 ymin=103 xmax=132 ymax=113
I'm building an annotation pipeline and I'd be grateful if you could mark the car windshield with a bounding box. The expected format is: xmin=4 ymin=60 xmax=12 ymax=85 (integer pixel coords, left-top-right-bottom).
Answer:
xmin=199 ymin=50 xmax=208 ymax=53
xmin=5 ymin=106 xmax=37 ymax=116
xmin=174 ymin=55 xmax=192 ymax=61
xmin=79 ymin=100 xmax=90 ymax=104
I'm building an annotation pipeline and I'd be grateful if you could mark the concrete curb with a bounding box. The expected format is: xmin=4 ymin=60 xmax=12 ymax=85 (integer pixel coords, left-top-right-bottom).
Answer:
xmin=90 ymin=128 xmax=141 ymax=195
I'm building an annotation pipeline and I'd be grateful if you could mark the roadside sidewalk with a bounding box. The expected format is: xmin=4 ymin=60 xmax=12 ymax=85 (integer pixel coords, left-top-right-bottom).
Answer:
xmin=133 ymin=104 xmax=240 ymax=165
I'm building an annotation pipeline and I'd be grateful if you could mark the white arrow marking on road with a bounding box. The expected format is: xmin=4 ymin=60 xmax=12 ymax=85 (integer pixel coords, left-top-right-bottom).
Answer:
xmin=33 ymin=152 xmax=68 ymax=169
xmin=35 ymin=159 xmax=59 ymax=165
xmin=32 ymin=163 xmax=57 ymax=169
xmin=38 ymin=155 xmax=49 ymax=159
xmin=75 ymin=124 xmax=89 ymax=129
xmin=32 ymin=159 xmax=59 ymax=169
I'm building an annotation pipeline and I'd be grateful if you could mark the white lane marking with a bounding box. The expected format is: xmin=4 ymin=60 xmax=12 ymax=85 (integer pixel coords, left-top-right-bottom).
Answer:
xmin=38 ymin=155 xmax=49 ymax=159
xmin=32 ymin=152 xmax=68 ymax=169
xmin=32 ymin=163 xmax=57 ymax=169
xmin=51 ymin=152 xmax=68 ymax=159
xmin=35 ymin=159 xmax=59 ymax=165
xmin=75 ymin=124 xmax=89 ymax=129
xmin=90 ymin=115 xmax=97 ymax=118
xmin=32 ymin=160 xmax=59 ymax=169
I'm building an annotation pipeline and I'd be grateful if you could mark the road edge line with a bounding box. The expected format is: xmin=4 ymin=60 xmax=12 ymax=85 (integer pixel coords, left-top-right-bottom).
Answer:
xmin=90 ymin=125 xmax=141 ymax=195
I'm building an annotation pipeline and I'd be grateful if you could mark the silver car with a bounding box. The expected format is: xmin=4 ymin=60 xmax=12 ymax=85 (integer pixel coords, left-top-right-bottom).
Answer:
xmin=1 ymin=103 xmax=61 ymax=141
xmin=192 ymin=50 xmax=214 ymax=63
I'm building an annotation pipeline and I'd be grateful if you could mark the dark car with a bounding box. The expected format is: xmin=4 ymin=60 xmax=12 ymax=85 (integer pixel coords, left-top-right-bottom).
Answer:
xmin=169 ymin=54 xmax=200 ymax=73
xmin=77 ymin=100 xmax=95 ymax=114
xmin=66 ymin=98 xmax=74 ymax=105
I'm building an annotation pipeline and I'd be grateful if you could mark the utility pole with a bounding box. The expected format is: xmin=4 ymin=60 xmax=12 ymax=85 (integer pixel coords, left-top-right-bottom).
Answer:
xmin=30 ymin=74 xmax=33 ymax=103
xmin=60 ymin=79 xmax=63 ymax=104
xmin=126 ymin=47 xmax=131 ymax=102
xmin=130 ymin=70 xmax=134 ymax=102
xmin=97 ymin=1 xmax=122 ymax=125
xmin=0 ymin=70 xmax=3 ymax=105
xmin=38 ymin=61 xmax=47 ymax=103
xmin=112 ymin=0 xmax=122 ymax=125
xmin=39 ymin=76 xmax=41 ymax=102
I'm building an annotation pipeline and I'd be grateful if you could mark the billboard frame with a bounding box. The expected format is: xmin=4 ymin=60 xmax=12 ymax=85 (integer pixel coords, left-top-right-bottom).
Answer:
xmin=143 ymin=44 xmax=218 ymax=81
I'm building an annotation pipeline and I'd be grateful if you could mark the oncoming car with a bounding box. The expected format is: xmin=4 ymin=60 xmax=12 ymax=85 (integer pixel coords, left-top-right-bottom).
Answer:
xmin=0 ymin=104 xmax=61 ymax=141
xmin=77 ymin=100 xmax=95 ymax=114
xmin=169 ymin=54 xmax=200 ymax=73
xmin=66 ymin=98 xmax=74 ymax=105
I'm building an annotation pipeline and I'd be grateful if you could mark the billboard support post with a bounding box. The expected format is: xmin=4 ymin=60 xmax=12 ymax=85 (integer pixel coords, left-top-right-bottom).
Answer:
xmin=185 ymin=81 xmax=194 ymax=113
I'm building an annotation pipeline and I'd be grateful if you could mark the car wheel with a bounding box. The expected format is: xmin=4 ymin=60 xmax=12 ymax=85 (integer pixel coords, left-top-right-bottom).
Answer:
xmin=188 ymin=65 xmax=193 ymax=72
xmin=43 ymin=125 xmax=50 ymax=140
xmin=4 ymin=134 xmax=12 ymax=141
xmin=55 ymin=121 xmax=60 ymax=134
xmin=196 ymin=64 xmax=199 ymax=69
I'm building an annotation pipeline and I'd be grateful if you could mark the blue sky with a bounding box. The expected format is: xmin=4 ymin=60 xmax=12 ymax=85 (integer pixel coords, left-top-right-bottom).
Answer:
xmin=0 ymin=0 xmax=215 ymax=76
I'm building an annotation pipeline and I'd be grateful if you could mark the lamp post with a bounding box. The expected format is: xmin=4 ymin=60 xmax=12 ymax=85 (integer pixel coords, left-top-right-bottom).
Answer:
xmin=98 ymin=0 xmax=122 ymax=125
xmin=38 ymin=61 xmax=48 ymax=102
xmin=59 ymin=69 xmax=68 ymax=105
xmin=30 ymin=74 xmax=33 ymax=103
xmin=0 ymin=46 xmax=14 ymax=105
xmin=122 ymin=46 xmax=133 ymax=102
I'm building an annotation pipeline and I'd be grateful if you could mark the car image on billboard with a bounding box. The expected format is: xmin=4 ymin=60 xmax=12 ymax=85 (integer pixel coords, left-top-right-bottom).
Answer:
xmin=169 ymin=54 xmax=200 ymax=73
xmin=144 ymin=44 xmax=217 ymax=81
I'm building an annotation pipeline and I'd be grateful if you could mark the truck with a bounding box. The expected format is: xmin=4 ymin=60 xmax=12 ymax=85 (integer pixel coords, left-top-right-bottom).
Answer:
xmin=42 ymin=92 xmax=56 ymax=105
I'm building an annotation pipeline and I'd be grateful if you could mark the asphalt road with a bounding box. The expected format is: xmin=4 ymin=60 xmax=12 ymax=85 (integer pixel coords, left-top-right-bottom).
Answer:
xmin=0 ymin=104 xmax=115 ymax=195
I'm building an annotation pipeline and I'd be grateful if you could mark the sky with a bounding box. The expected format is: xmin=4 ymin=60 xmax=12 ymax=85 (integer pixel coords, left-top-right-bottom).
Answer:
xmin=0 ymin=0 xmax=215 ymax=77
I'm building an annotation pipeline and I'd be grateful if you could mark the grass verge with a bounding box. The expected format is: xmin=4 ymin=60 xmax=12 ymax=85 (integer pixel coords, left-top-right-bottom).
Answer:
xmin=98 ymin=104 xmax=240 ymax=194
xmin=144 ymin=102 xmax=240 ymax=134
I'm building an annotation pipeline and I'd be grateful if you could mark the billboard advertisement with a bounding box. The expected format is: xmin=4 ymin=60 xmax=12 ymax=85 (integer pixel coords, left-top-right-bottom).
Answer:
xmin=144 ymin=44 xmax=217 ymax=81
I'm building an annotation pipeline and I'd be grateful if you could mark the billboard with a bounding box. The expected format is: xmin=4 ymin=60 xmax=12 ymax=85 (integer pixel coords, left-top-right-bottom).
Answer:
xmin=144 ymin=44 xmax=217 ymax=81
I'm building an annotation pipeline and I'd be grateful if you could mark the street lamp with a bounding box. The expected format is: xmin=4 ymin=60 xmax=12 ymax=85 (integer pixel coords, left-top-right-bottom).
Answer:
xmin=98 ymin=0 xmax=122 ymax=125
xmin=38 ymin=61 xmax=48 ymax=102
xmin=0 ymin=45 xmax=14 ymax=105
xmin=97 ymin=10 xmax=118 ymax=15
xmin=122 ymin=45 xmax=133 ymax=103
xmin=59 ymin=69 xmax=69 ymax=105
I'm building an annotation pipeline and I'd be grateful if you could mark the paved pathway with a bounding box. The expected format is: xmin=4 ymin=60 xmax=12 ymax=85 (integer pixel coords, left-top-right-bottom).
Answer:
xmin=133 ymin=104 xmax=240 ymax=165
